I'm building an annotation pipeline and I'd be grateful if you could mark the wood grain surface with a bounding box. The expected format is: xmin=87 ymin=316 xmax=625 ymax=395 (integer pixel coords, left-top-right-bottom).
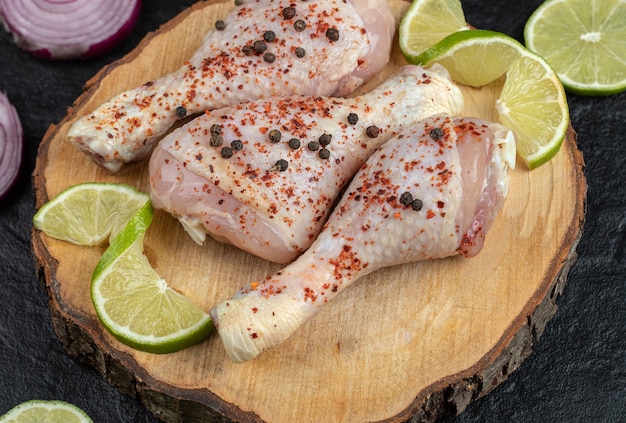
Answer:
xmin=31 ymin=1 xmax=586 ymax=421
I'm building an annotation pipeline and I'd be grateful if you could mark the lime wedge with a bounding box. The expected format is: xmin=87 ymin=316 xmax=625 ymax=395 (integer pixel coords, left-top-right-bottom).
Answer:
xmin=412 ymin=29 xmax=569 ymax=169
xmin=0 ymin=400 xmax=93 ymax=423
xmin=33 ymin=182 xmax=149 ymax=245
xmin=35 ymin=182 xmax=213 ymax=353
xmin=496 ymin=52 xmax=570 ymax=169
xmin=399 ymin=0 xmax=470 ymax=62
xmin=524 ymin=0 xmax=626 ymax=96
xmin=414 ymin=29 xmax=526 ymax=87
xmin=91 ymin=201 xmax=213 ymax=354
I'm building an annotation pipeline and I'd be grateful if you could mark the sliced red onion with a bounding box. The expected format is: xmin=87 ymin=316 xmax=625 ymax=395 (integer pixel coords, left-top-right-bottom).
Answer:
xmin=0 ymin=0 xmax=142 ymax=60
xmin=0 ymin=92 xmax=23 ymax=199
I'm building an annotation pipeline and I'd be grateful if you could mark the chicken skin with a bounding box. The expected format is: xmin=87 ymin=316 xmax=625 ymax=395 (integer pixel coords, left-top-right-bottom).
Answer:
xmin=66 ymin=0 xmax=395 ymax=172
xmin=209 ymin=113 xmax=517 ymax=362
xmin=149 ymin=65 xmax=464 ymax=263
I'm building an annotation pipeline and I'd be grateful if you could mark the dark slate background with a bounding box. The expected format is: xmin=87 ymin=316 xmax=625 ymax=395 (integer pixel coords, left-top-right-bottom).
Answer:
xmin=1 ymin=1 xmax=624 ymax=422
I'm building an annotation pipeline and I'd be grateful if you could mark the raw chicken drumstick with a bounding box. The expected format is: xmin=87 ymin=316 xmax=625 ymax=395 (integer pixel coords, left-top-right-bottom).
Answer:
xmin=149 ymin=65 xmax=464 ymax=263
xmin=210 ymin=113 xmax=517 ymax=362
xmin=66 ymin=0 xmax=395 ymax=172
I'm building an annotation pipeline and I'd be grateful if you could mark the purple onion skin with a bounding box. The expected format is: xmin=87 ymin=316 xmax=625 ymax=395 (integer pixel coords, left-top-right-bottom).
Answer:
xmin=2 ymin=0 xmax=142 ymax=61
xmin=0 ymin=93 xmax=23 ymax=200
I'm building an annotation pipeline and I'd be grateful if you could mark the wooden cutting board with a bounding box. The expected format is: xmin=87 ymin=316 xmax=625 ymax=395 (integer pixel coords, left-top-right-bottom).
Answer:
xmin=31 ymin=0 xmax=586 ymax=421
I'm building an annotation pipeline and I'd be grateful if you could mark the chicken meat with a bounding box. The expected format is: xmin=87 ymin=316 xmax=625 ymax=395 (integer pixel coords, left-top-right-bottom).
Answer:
xmin=210 ymin=113 xmax=517 ymax=362
xmin=66 ymin=0 xmax=396 ymax=172
xmin=149 ymin=65 xmax=464 ymax=263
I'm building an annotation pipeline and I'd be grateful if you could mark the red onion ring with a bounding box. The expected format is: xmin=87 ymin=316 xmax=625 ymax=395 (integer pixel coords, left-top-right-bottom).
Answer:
xmin=0 ymin=0 xmax=142 ymax=60
xmin=0 ymin=92 xmax=23 ymax=199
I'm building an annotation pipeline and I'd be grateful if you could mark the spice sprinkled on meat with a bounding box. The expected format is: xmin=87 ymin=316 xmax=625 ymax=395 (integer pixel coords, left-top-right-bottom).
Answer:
xmin=149 ymin=65 xmax=464 ymax=263
xmin=210 ymin=113 xmax=516 ymax=362
xmin=66 ymin=0 xmax=396 ymax=173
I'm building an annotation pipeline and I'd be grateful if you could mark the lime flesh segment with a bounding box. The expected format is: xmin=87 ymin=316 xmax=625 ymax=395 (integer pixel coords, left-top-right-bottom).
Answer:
xmin=91 ymin=201 xmax=213 ymax=354
xmin=524 ymin=0 xmax=626 ymax=95
xmin=496 ymin=52 xmax=570 ymax=169
xmin=0 ymin=400 xmax=93 ymax=423
xmin=33 ymin=182 xmax=149 ymax=245
xmin=414 ymin=30 xmax=525 ymax=87
xmin=399 ymin=0 xmax=470 ymax=61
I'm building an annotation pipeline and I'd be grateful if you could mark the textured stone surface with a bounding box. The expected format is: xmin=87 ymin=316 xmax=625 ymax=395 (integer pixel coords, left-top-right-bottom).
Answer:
xmin=0 ymin=0 xmax=624 ymax=422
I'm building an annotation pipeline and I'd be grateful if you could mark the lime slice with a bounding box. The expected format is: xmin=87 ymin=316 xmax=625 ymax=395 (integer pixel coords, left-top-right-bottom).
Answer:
xmin=34 ymin=182 xmax=212 ymax=353
xmin=414 ymin=29 xmax=526 ymax=87
xmin=412 ymin=29 xmax=569 ymax=168
xmin=91 ymin=201 xmax=213 ymax=354
xmin=524 ymin=0 xmax=626 ymax=96
xmin=496 ymin=52 xmax=570 ymax=169
xmin=399 ymin=0 xmax=470 ymax=62
xmin=33 ymin=182 xmax=149 ymax=245
xmin=0 ymin=400 xmax=93 ymax=423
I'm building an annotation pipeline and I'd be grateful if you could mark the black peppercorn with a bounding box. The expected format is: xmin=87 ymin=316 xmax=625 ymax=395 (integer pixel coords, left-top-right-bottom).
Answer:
xmin=288 ymin=138 xmax=301 ymax=149
xmin=253 ymin=40 xmax=267 ymax=54
xmin=411 ymin=199 xmax=423 ymax=211
xmin=210 ymin=134 xmax=224 ymax=147
xmin=275 ymin=159 xmax=289 ymax=171
xmin=295 ymin=47 xmax=306 ymax=58
xmin=366 ymin=125 xmax=380 ymax=138
xmin=268 ymin=129 xmax=282 ymax=143
xmin=307 ymin=140 xmax=320 ymax=151
xmin=263 ymin=30 xmax=276 ymax=42
xmin=215 ymin=20 xmax=225 ymax=30
xmin=400 ymin=192 xmax=413 ymax=207
xmin=318 ymin=133 xmax=332 ymax=146
xmin=231 ymin=139 xmax=243 ymax=150
xmin=221 ymin=147 xmax=233 ymax=159
xmin=319 ymin=148 xmax=330 ymax=160
xmin=175 ymin=106 xmax=187 ymax=119
xmin=326 ymin=28 xmax=339 ymax=41
xmin=210 ymin=124 xmax=222 ymax=135
xmin=263 ymin=52 xmax=276 ymax=63
xmin=294 ymin=19 xmax=306 ymax=31
xmin=429 ymin=127 xmax=444 ymax=140
xmin=347 ymin=112 xmax=358 ymax=125
xmin=282 ymin=6 xmax=296 ymax=19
